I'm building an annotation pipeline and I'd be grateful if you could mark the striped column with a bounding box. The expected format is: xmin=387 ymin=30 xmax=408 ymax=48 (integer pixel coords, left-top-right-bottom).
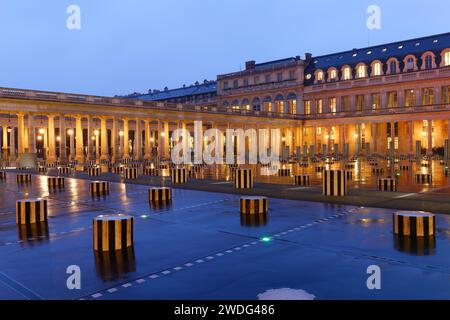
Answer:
xmin=88 ymin=166 xmax=101 ymax=176
xmin=93 ymin=214 xmax=134 ymax=252
xmin=323 ymin=170 xmax=347 ymax=196
xmin=294 ymin=174 xmax=310 ymax=186
xmin=143 ymin=167 xmax=157 ymax=176
xmin=372 ymin=167 xmax=384 ymax=175
xmin=58 ymin=166 xmax=72 ymax=175
xmin=393 ymin=211 xmax=435 ymax=237
xmin=171 ymin=168 xmax=187 ymax=184
xmin=415 ymin=173 xmax=432 ymax=184
xmin=315 ymin=166 xmax=325 ymax=173
xmin=36 ymin=166 xmax=47 ymax=173
xmin=345 ymin=164 xmax=354 ymax=169
xmin=346 ymin=171 xmax=353 ymax=180
xmin=124 ymin=167 xmax=138 ymax=179
xmin=149 ymin=187 xmax=172 ymax=202
xmin=278 ymin=168 xmax=291 ymax=177
xmin=399 ymin=165 xmax=410 ymax=171
xmin=16 ymin=198 xmax=48 ymax=224
xmin=48 ymin=176 xmax=65 ymax=188
xmin=16 ymin=173 xmax=31 ymax=183
xmin=378 ymin=178 xmax=397 ymax=191
xmin=89 ymin=181 xmax=109 ymax=194
xmin=234 ymin=168 xmax=253 ymax=189
xmin=240 ymin=196 xmax=268 ymax=215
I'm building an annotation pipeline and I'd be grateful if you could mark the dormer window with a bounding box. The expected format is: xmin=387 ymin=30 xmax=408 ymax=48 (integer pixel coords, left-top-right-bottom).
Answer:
xmin=357 ymin=65 xmax=366 ymax=78
xmin=425 ymin=55 xmax=433 ymax=70
xmin=343 ymin=67 xmax=351 ymax=80
xmin=330 ymin=69 xmax=337 ymax=81
xmin=406 ymin=58 xmax=414 ymax=72
xmin=317 ymin=71 xmax=324 ymax=82
xmin=373 ymin=62 xmax=381 ymax=76
xmin=445 ymin=52 xmax=450 ymax=66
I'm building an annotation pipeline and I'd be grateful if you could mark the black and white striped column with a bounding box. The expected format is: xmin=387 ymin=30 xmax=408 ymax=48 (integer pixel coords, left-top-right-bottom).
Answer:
xmin=88 ymin=166 xmax=101 ymax=176
xmin=48 ymin=176 xmax=65 ymax=188
xmin=322 ymin=170 xmax=347 ymax=196
xmin=89 ymin=181 xmax=109 ymax=194
xmin=149 ymin=187 xmax=172 ymax=202
xmin=171 ymin=168 xmax=187 ymax=184
xmin=240 ymin=196 xmax=268 ymax=215
xmin=124 ymin=167 xmax=138 ymax=179
xmin=278 ymin=168 xmax=291 ymax=177
xmin=415 ymin=173 xmax=432 ymax=184
xmin=16 ymin=198 xmax=48 ymax=224
xmin=16 ymin=173 xmax=31 ymax=183
xmin=393 ymin=211 xmax=435 ymax=237
xmin=294 ymin=174 xmax=310 ymax=186
xmin=93 ymin=214 xmax=134 ymax=252
xmin=234 ymin=168 xmax=253 ymax=189
xmin=378 ymin=178 xmax=397 ymax=191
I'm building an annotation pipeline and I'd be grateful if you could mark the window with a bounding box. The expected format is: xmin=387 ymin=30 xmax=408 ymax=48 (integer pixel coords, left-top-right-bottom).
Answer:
xmin=223 ymin=81 xmax=228 ymax=90
xmin=341 ymin=96 xmax=351 ymax=112
xmin=343 ymin=67 xmax=351 ymax=80
xmin=390 ymin=61 xmax=397 ymax=74
xmin=442 ymin=86 xmax=450 ymax=103
xmin=356 ymin=95 xmax=365 ymax=111
xmin=304 ymin=100 xmax=311 ymax=115
xmin=371 ymin=93 xmax=381 ymax=110
xmin=405 ymin=89 xmax=415 ymax=107
xmin=317 ymin=71 xmax=324 ymax=82
xmin=373 ymin=62 xmax=381 ymax=76
xmin=328 ymin=97 xmax=337 ymax=113
xmin=289 ymin=70 xmax=295 ymax=80
xmin=277 ymin=72 xmax=283 ymax=82
xmin=330 ymin=69 xmax=337 ymax=81
xmin=265 ymin=75 xmax=271 ymax=83
xmin=406 ymin=58 xmax=414 ymax=72
xmin=233 ymin=80 xmax=238 ymax=89
xmin=445 ymin=52 xmax=450 ymax=66
xmin=387 ymin=92 xmax=398 ymax=109
xmin=254 ymin=76 xmax=260 ymax=84
xmin=425 ymin=55 xmax=433 ymax=70
xmin=243 ymin=79 xmax=249 ymax=87
xmin=357 ymin=65 xmax=366 ymax=78
xmin=422 ymin=88 xmax=434 ymax=106
xmin=288 ymin=99 xmax=297 ymax=114
xmin=315 ymin=99 xmax=323 ymax=114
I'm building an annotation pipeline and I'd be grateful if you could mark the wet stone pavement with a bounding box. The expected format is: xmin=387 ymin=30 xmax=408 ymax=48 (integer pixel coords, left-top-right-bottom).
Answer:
xmin=0 ymin=172 xmax=449 ymax=300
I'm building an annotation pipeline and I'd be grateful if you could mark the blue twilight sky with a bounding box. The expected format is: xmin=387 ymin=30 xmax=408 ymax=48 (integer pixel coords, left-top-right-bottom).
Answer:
xmin=0 ymin=0 xmax=449 ymax=97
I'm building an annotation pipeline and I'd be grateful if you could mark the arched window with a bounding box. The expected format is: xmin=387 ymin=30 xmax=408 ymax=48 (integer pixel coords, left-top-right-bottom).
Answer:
xmin=231 ymin=100 xmax=240 ymax=110
xmin=373 ymin=62 xmax=381 ymax=76
xmin=263 ymin=96 xmax=273 ymax=112
xmin=357 ymin=65 xmax=366 ymax=78
xmin=390 ymin=60 xmax=397 ymax=74
xmin=425 ymin=55 xmax=433 ymax=70
xmin=287 ymin=93 xmax=297 ymax=114
xmin=316 ymin=71 xmax=324 ymax=82
xmin=406 ymin=58 xmax=414 ymax=71
xmin=252 ymin=97 xmax=261 ymax=111
xmin=329 ymin=68 xmax=337 ymax=81
xmin=275 ymin=94 xmax=285 ymax=113
xmin=242 ymin=98 xmax=250 ymax=110
xmin=343 ymin=66 xmax=351 ymax=80
xmin=223 ymin=101 xmax=229 ymax=108
xmin=445 ymin=51 xmax=450 ymax=66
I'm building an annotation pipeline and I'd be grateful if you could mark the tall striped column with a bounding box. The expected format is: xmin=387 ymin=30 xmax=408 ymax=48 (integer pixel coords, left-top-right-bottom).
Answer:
xmin=16 ymin=198 xmax=48 ymax=224
xmin=234 ymin=168 xmax=253 ymax=189
xmin=171 ymin=168 xmax=187 ymax=184
xmin=323 ymin=170 xmax=347 ymax=196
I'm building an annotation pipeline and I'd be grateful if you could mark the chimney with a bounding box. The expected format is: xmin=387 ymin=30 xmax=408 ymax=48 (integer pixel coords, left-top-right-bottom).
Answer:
xmin=305 ymin=53 xmax=312 ymax=63
xmin=245 ymin=60 xmax=256 ymax=70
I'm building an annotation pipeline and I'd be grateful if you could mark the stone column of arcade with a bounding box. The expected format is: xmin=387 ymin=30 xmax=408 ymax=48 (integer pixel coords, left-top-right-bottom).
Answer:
xmin=100 ymin=117 xmax=109 ymax=161
xmin=86 ymin=116 xmax=93 ymax=161
xmin=111 ymin=117 xmax=118 ymax=163
xmin=28 ymin=114 xmax=36 ymax=155
xmin=427 ymin=120 xmax=433 ymax=156
xmin=134 ymin=119 xmax=142 ymax=160
xmin=123 ymin=118 xmax=130 ymax=159
xmin=47 ymin=115 xmax=56 ymax=163
xmin=75 ymin=116 xmax=84 ymax=165
xmin=10 ymin=125 xmax=16 ymax=162
xmin=17 ymin=113 xmax=25 ymax=165
xmin=2 ymin=126 xmax=8 ymax=161
xmin=144 ymin=120 xmax=151 ymax=160
xmin=163 ymin=121 xmax=170 ymax=160
xmin=68 ymin=123 xmax=75 ymax=161
xmin=60 ymin=115 xmax=67 ymax=163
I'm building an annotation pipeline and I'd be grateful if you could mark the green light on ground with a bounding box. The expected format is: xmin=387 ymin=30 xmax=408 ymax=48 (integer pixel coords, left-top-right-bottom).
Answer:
xmin=261 ymin=236 xmax=271 ymax=243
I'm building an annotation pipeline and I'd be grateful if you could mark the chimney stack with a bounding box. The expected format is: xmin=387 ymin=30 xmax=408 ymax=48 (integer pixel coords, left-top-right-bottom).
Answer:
xmin=245 ymin=60 xmax=256 ymax=70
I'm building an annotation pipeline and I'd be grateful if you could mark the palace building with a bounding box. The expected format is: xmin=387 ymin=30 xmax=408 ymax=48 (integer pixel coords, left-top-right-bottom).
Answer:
xmin=1 ymin=32 xmax=449 ymax=165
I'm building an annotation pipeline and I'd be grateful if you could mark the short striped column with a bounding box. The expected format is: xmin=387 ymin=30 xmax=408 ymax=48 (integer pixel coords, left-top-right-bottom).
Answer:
xmin=171 ymin=168 xmax=187 ymax=184
xmin=234 ymin=168 xmax=253 ymax=189
xmin=93 ymin=214 xmax=134 ymax=252
xmin=143 ymin=167 xmax=157 ymax=176
xmin=294 ymin=174 xmax=310 ymax=186
xmin=415 ymin=173 xmax=432 ymax=184
xmin=36 ymin=166 xmax=47 ymax=173
xmin=378 ymin=178 xmax=397 ymax=192
xmin=0 ymin=171 xmax=5 ymax=180
xmin=124 ymin=167 xmax=138 ymax=179
xmin=369 ymin=161 xmax=378 ymax=166
xmin=315 ymin=166 xmax=325 ymax=173
xmin=345 ymin=164 xmax=354 ymax=169
xmin=278 ymin=168 xmax=291 ymax=177
xmin=89 ymin=181 xmax=109 ymax=195
xmin=372 ymin=167 xmax=384 ymax=175
xmin=323 ymin=170 xmax=347 ymax=196
xmin=299 ymin=162 xmax=308 ymax=167
xmin=149 ymin=187 xmax=172 ymax=202
xmin=393 ymin=211 xmax=435 ymax=237
xmin=58 ymin=166 xmax=72 ymax=175
xmin=420 ymin=162 xmax=430 ymax=168
xmin=346 ymin=171 xmax=353 ymax=180
xmin=16 ymin=173 xmax=31 ymax=183
xmin=48 ymin=176 xmax=65 ymax=188
xmin=240 ymin=196 xmax=268 ymax=215
xmin=16 ymin=198 xmax=48 ymax=225
xmin=112 ymin=166 xmax=125 ymax=174
xmin=399 ymin=165 xmax=410 ymax=171
xmin=88 ymin=166 xmax=101 ymax=176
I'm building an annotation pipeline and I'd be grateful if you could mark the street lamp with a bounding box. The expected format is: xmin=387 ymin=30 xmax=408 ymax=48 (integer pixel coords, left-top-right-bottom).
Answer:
xmin=56 ymin=136 xmax=61 ymax=142
xmin=67 ymin=129 xmax=74 ymax=135
xmin=94 ymin=129 xmax=99 ymax=136
xmin=119 ymin=131 xmax=124 ymax=137
xmin=38 ymin=128 xmax=45 ymax=134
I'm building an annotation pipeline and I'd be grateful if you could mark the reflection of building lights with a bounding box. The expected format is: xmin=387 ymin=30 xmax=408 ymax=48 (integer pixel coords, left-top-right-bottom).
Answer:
xmin=119 ymin=131 xmax=124 ymax=137
xmin=94 ymin=130 xmax=99 ymax=136
xmin=67 ymin=129 xmax=74 ymax=135
xmin=38 ymin=128 xmax=45 ymax=134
